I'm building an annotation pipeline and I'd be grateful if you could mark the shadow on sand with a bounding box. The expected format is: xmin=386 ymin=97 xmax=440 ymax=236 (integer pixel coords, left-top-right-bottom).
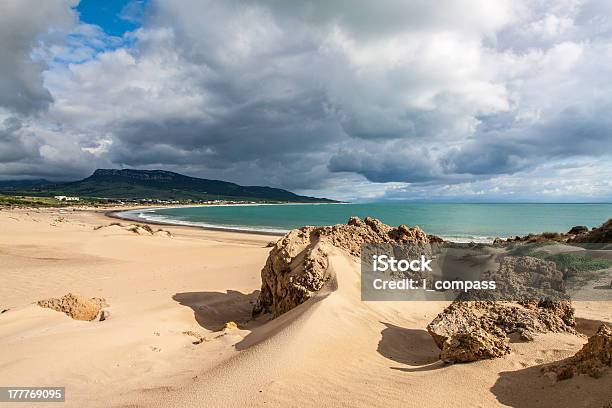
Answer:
xmin=377 ymin=322 xmax=444 ymax=372
xmin=492 ymin=316 xmax=612 ymax=408
xmin=173 ymin=290 xmax=260 ymax=331
xmin=576 ymin=317 xmax=612 ymax=337
xmin=491 ymin=361 xmax=610 ymax=408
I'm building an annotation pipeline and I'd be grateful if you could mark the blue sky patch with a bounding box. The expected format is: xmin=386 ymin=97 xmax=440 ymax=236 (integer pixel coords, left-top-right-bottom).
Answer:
xmin=76 ymin=0 xmax=146 ymax=37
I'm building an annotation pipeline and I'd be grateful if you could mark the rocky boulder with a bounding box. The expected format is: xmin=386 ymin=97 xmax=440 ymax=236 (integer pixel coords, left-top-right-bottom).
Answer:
xmin=253 ymin=217 xmax=430 ymax=317
xmin=567 ymin=225 xmax=588 ymax=235
xmin=427 ymin=300 xmax=576 ymax=363
xmin=427 ymin=254 xmax=577 ymax=363
xmin=439 ymin=327 xmax=510 ymax=363
xmin=37 ymin=293 xmax=107 ymax=321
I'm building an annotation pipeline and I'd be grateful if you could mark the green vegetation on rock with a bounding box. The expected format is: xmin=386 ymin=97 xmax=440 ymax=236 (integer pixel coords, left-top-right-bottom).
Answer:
xmin=528 ymin=251 xmax=612 ymax=283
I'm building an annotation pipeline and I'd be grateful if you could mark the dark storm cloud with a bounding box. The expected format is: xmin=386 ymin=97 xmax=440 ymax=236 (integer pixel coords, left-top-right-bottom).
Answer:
xmin=442 ymin=142 xmax=527 ymax=176
xmin=0 ymin=118 xmax=41 ymax=162
xmin=108 ymin=90 xmax=342 ymax=170
xmin=328 ymin=144 xmax=442 ymax=183
xmin=0 ymin=0 xmax=77 ymax=114
xmin=442 ymin=104 xmax=612 ymax=177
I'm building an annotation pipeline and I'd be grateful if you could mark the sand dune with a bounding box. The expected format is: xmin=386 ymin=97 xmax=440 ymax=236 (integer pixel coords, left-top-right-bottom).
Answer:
xmin=0 ymin=207 xmax=610 ymax=407
xmin=138 ymin=249 xmax=611 ymax=408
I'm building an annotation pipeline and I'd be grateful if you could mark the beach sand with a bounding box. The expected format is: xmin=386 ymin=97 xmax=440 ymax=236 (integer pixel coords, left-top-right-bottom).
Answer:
xmin=0 ymin=207 xmax=610 ymax=407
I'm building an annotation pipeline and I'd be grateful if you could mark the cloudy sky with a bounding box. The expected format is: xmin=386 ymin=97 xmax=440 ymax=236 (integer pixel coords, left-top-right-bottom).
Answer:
xmin=1 ymin=0 xmax=611 ymax=202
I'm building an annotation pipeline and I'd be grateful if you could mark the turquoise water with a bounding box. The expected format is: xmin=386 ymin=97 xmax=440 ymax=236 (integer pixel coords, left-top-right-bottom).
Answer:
xmin=120 ymin=203 xmax=612 ymax=242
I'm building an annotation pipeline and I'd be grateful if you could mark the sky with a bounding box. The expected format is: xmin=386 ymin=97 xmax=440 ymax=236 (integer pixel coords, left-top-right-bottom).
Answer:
xmin=0 ymin=0 xmax=611 ymax=202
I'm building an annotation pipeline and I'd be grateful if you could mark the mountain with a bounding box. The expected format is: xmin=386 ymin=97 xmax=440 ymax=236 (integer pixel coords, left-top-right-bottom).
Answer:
xmin=0 ymin=169 xmax=336 ymax=203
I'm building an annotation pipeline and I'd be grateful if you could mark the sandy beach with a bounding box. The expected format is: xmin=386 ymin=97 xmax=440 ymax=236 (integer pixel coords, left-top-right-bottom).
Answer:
xmin=0 ymin=207 xmax=610 ymax=408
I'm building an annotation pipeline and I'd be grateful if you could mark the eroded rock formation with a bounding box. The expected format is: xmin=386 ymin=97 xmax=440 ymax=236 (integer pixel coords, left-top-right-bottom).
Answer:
xmin=427 ymin=300 xmax=576 ymax=363
xmin=427 ymin=253 xmax=576 ymax=363
xmin=37 ymin=293 xmax=107 ymax=321
xmin=253 ymin=216 xmax=430 ymax=317
xmin=478 ymin=256 xmax=568 ymax=301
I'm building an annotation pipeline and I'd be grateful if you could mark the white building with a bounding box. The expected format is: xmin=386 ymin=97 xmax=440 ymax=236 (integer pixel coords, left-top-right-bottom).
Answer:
xmin=54 ymin=195 xmax=80 ymax=201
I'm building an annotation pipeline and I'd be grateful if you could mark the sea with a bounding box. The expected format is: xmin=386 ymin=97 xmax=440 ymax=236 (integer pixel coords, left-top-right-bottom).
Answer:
xmin=116 ymin=203 xmax=612 ymax=243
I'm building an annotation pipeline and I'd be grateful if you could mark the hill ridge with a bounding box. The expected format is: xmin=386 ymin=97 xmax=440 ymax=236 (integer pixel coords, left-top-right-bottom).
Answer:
xmin=0 ymin=169 xmax=336 ymax=203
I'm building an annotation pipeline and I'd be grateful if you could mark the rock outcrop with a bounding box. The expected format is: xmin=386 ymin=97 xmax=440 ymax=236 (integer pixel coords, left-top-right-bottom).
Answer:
xmin=478 ymin=256 xmax=567 ymax=301
xmin=568 ymin=226 xmax=589 ymax=235
xmin=543 ymin=324 xmax=612 ymax=380
xmin=37 ymin=293 xmax=107 ymax=321
xmin=94 ymin=222 xmax=172 ymax=237
xmin=570 ymin=219 xmax=612 ymax=243
xmin=498 ymin=219 xmax=612 ymax=244
xmin=503 ymin=231 xmax=573 ymax=244
xmin=253 ymin=217 xmax=430 ymax=317
xmin=427 ymin=300 xmax=576 ymax=363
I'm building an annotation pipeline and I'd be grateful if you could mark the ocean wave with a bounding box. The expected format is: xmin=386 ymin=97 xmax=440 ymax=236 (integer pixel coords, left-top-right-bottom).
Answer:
xmin=438 ymin=235 xmax=495 ymax=244
xmin=115 ymin=209 xmax=290 ymax=234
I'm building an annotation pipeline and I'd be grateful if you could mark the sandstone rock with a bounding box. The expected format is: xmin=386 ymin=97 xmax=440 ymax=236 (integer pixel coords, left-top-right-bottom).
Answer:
xmin=479 ymin=256 xmax=567 ymax=301
xmin=37 ymin=293 xmax=107 ymax=321
xmin=543 ymin=324 xmax=612 ymax=380
xmin=439 ymin=327 xmax=510 ymax=363
xmin=347 ymin=216 xmax=363 ymax=227
xmin=427 ymin=300 xmax=576 ymax=363
xmin=427 ymin=234 xmax=445 ymax=243
xmin=253 ymin=217 xmax=430 ymax=317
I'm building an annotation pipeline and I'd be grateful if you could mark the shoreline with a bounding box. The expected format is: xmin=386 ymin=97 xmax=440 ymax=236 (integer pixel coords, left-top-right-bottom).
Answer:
xmin=106 ymin=208 xmax=286 ymax=237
